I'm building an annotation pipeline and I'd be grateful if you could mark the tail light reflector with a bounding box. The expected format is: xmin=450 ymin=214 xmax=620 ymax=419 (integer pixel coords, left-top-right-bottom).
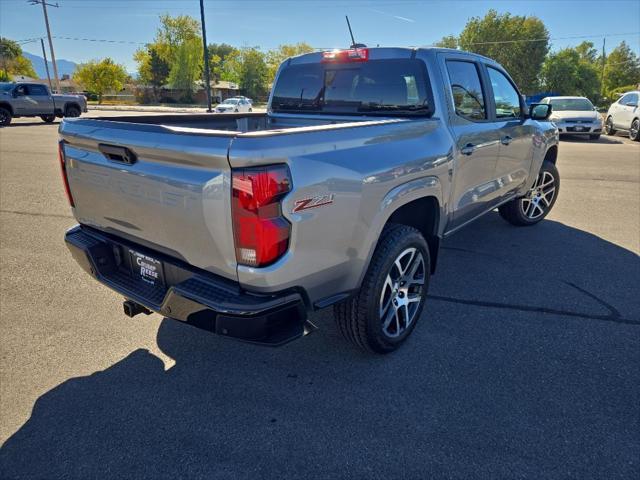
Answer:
xmin=231 ymin=165 xmax=292 ymax=267
xmin=58 ymin=141 xmax=75 ymax=207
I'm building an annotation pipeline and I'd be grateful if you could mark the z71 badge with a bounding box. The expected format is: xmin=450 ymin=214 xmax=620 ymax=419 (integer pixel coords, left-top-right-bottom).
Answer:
xmin=292 ymin=194 xmax=335 ymax=213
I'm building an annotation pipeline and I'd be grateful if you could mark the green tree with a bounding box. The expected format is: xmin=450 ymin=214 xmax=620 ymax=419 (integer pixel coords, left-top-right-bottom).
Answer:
xmin=458 ymin=10 xmax=549 ymax=93
xmin=541 ymin=44 xmax=600 ymax=99
xmin=73 ymin=58 xmax=127 ymax=104
xmin=134 ymin=44 xmax=170 ymax=101
xmin=602 ymin=41 xmax=640 ymax=97
xmin=207 ymin=43 xmax=237 ymax=83
xmin=240 ymin=48 xmax=269 ymax=99
xmin=434 ymin=35 xmax=459 ymax=49
xmin=266 ymin=43 xmax=314 ymax=85
xmin=0 ymin=37 xmax=37 ymax=80
xmin=167 ymin=37 xmax=202 ymax=101
xmin=142 ymin=15 xmax=203 ymax=98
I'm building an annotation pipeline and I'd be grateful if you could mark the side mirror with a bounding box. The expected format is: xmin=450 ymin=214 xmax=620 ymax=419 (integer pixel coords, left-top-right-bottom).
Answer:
xmin=529 ymin=103 xmax=552 ymax=120
xmin=12 ymin=90 xmax=18 ymax=98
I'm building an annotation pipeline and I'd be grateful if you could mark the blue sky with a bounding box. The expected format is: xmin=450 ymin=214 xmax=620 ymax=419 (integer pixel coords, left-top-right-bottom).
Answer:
xmin=1 ymin=0 xmax=639 ymax=72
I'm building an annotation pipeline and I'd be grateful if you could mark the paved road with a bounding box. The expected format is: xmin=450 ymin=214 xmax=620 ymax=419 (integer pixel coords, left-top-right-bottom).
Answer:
xmin=1 ymin=113 xmax=639 ymax=479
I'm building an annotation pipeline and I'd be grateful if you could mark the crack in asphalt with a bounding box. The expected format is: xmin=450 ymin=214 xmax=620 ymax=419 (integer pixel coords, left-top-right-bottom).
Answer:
xmin=428 ymin=292 xmax=639 ymax=326
xmin=0 ymin=209 xmax=73 ymax=219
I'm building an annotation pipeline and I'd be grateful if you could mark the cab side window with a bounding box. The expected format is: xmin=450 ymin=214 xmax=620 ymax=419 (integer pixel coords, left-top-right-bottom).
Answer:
xmin=446 ymin=60 xmax=486 ymax=121
xmin=27 ymin=85 xmax=48 ymax=96
xmin=487 ymin=67 xmax=521 ymax=119
xmin=624 ymin=93 xmax=638 ymax=106
xmin=15 ymin=85 xmax=27 ymax=96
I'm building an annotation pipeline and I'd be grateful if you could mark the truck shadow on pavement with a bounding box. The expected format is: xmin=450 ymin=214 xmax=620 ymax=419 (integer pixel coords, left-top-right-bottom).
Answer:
xmin=1 ymin=214 xmax=639 ymax=479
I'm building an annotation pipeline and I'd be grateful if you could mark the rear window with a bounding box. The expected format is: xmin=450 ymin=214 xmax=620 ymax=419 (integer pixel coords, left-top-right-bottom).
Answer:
xmin=271 ymin=58 xmax=433 ymax=117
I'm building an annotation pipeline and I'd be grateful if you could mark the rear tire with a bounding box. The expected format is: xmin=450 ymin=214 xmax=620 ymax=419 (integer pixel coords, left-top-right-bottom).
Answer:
xmin=65 ymin=106 xmax=81 ymax=118
xmin=334 ymin=224 xmax=430 ymax=353
xmin=499 ymin=161 xmax=559 ymax=226
xmin=41 ymin=114 xmax=55 ymax=123
xmin=0 ymin=107 xmax=12 ymax=126
xmin=589 ymin=134 xmax=600 ymax=141
xmin=604 ymin=116 xmax=616 ymax=136
xmin=630 ymin=119 xmax=640 ymax=141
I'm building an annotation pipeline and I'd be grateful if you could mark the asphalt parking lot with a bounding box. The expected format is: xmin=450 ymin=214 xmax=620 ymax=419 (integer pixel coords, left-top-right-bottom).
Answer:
xmin=1 ymin=113 xmax=639 ymax=479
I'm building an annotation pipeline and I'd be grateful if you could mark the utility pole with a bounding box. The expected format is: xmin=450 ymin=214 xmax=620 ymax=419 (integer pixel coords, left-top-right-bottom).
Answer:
xmin=29 ymin=0 xmax=60 ymax=93
xmin=600 ymin=37 xmax=606 ymax=100
xmin=40 ymin=38 xmax=52 ymax=91
xmin=199 ymin=0 xmax=213 ymax=112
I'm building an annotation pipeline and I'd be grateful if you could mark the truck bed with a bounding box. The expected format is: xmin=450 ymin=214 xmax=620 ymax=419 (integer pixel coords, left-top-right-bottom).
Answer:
xmin=59 ymin=112 xmax=412 ymax=283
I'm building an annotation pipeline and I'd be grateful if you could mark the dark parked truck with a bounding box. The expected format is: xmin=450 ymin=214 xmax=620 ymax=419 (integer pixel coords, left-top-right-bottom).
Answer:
xmin=0 ymin=82 xmax=87 ymax=126
xmin=60 ymin=47 xmax=559 ymax=353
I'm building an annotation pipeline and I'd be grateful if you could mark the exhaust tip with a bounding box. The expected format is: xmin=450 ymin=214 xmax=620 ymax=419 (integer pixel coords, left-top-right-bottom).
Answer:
xmin=123 ymin=300 xmax=151 ymax=318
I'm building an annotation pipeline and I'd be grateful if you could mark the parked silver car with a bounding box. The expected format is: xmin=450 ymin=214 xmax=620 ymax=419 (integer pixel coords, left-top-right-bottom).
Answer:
xmin=540 ymin=96 xmax=602 ymax=140
xmin=215 ymin=97 xmax=252 ymax=113
xmin=604 ymin=90 xmax=640 ymax=141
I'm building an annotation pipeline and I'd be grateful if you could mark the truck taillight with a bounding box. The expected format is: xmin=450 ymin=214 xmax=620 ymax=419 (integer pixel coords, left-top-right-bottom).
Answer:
xmin=231 ymin=165 xmax=292 ymax=267
xmin=58 ymin=141 xmax=74 ymax=207
xmin=321 ymin=48 xmax=369 ymax=63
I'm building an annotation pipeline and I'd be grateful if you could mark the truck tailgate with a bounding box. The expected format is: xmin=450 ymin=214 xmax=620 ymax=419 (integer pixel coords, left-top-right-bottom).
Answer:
xmin=59 ymin=119 xmax=238 ymax=281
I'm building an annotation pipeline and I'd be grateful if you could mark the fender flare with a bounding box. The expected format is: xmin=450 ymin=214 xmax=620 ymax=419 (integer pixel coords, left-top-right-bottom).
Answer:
xmin=356 ymin=176 xmax=444 ymax=287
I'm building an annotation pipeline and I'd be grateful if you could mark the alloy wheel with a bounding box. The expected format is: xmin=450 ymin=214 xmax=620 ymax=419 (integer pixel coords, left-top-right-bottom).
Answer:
xmin=520 ymin=170 xmax=556 ymax=220
xmin=379 ymin=247 xmax=425 ymax=338
xmin=631 ymin=119 xmax=639 ymax=140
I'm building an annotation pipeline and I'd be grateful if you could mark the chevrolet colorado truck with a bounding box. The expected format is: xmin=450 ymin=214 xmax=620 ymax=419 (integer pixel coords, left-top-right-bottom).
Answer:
xmin=60 ymin=47 xmax=559 ymax=353
xmin=0 ymin=82 xmax=87 ymax=126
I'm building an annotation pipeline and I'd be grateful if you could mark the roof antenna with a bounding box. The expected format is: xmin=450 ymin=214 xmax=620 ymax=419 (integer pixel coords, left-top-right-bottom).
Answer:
xmin=345 ymin=15 xmax=366 ymax=48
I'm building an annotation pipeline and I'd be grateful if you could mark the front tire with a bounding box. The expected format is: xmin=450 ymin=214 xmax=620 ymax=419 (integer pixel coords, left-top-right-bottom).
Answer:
xmin=499 ymin=161 xmax=560 ymax=226
xmin=41 ymin=114 xmax=55 ymax=123
xmin=604 ymin=116 xmax=616 ymax=136
xmin=630 ymin=119 xmax=640 ymax=141
xmin=0 ymin=107 xmax=12 ymax=126
xmin=334 ymin=224 xmax=430 ymax=353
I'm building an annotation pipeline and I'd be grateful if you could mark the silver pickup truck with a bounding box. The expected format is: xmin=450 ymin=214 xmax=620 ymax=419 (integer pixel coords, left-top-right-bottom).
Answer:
xmin=0 ymin=82 xmax=87 ymax=126
xmin=60 ymin=47 xmax=559 ymax=353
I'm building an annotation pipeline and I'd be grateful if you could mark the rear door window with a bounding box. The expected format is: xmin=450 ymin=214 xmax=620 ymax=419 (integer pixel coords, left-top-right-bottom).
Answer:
xmin=27 ymin=85 xmax=48 ymax=96
xmin=272 ymin=58 xmax=433 ymax=117
xmin=445 ymin=60 xmax=486 ymax=121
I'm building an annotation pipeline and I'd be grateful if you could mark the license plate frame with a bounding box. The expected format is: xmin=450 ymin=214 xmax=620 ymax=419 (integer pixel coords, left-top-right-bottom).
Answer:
xmin=129 ymin=249 xmax=165 ymax=287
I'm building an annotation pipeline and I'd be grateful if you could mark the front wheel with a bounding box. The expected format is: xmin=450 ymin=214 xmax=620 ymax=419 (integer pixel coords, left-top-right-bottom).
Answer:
xmin=630 ymin=119 xmax=640 ymax=141
xmin=334 ymin=224 xmax=430 ymax=353
xmin=41 ymin=114 xmax=55 ymax=123
xmin=499 ymin=161 xmax=560 ymax=226
xmin=604 ymin=116 xmax=616 ymax=136
xmin=0 ymin=107 xmax=12 ymax=126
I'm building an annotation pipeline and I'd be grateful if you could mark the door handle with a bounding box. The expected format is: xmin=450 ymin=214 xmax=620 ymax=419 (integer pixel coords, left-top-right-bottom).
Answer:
xmin=501 ymin=135 xmax=513 ymax=146
xmin=460 ymin=143 xmax=476 ymax=156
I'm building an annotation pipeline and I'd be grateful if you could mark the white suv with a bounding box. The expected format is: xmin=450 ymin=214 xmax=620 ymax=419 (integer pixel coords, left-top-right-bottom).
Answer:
xmin=604 ymin=91 xmax=639 ymax=141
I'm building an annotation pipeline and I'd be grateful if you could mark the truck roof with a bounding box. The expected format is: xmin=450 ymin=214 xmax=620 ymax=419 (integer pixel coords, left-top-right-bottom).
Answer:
xmin=288 ymin=46 xmax=498 ymax=65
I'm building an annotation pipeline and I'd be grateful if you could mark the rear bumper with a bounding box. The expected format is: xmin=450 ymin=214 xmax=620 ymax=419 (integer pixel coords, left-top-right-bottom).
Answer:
xmin=65 ymin=225 xmax=308 ymax=345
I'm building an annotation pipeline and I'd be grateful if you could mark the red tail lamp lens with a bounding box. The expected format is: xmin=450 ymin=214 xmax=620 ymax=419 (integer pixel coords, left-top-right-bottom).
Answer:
xmin=231 ymin=165 xmax=292 ymax=267
xmin=58 ymin=141 xmax=74 ymax=207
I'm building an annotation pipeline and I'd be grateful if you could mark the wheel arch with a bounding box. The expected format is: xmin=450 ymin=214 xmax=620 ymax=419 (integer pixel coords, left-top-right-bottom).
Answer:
xmin=386 ymin=196 xmax=441 ymax=274
xmin=361 ymin=177 xmax=444 ymax=285
xmin=0 ymin=102 xmax=14 ymax=115
xmin=544 ymin=145 xmax=558 ymax=164
xmin=64 ymin=102 xmax=81 ymax=115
